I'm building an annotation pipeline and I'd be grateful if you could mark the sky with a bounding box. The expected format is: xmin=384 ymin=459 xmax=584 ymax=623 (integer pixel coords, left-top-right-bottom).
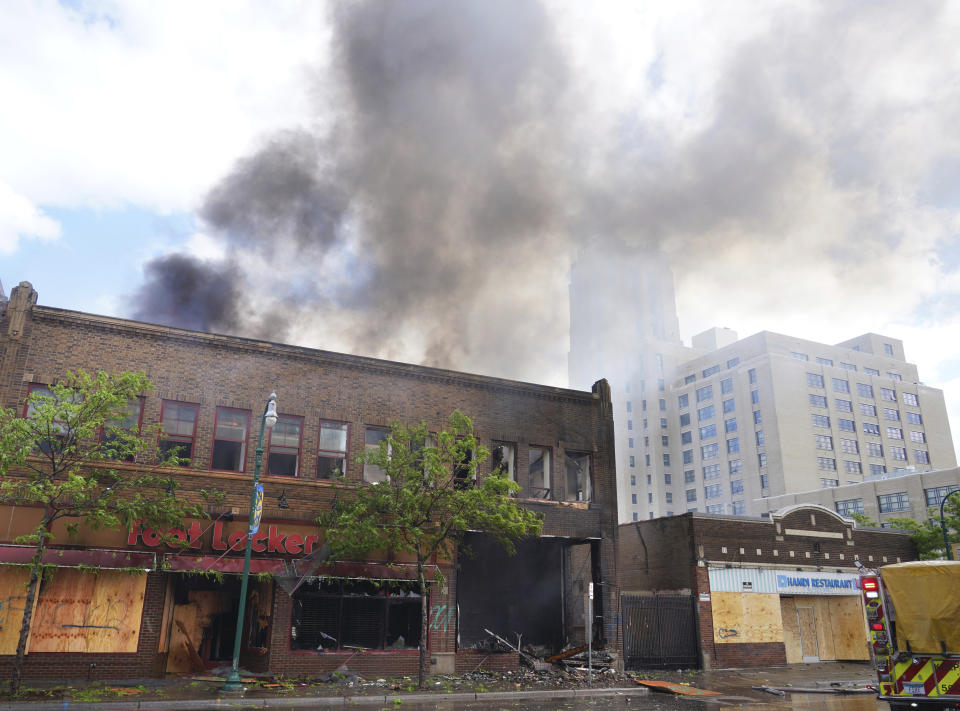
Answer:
xmin=2 ymin=0 xmax=960 ymax=456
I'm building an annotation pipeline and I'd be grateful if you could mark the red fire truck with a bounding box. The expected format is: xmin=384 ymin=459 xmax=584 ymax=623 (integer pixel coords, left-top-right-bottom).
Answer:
xmin=861 ymin=560 xmax=960 ymax=710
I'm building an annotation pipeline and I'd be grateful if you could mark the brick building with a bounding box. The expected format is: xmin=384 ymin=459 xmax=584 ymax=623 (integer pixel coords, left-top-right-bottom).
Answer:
xmin=618 ymin=505 xmax=916 ymax=670
xmin=0 ymin=281 xmax=620 ymax=681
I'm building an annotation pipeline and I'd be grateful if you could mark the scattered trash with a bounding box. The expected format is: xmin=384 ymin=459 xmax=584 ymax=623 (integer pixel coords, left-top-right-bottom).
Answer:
xmin=753 ymin=685 xmax=787 ymax=696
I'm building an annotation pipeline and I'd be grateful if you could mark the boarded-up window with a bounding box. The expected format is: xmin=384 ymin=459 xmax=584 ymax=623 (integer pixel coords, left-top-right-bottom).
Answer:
xmin=29 ymin=569 xmax=147 ymax=653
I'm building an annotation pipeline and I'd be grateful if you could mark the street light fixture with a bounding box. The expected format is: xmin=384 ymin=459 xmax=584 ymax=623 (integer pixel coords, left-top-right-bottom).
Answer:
xmin=940 ymin=489 xmax=960 ymax=561
xmin=222 ymin=392 xmax=277 ymax=693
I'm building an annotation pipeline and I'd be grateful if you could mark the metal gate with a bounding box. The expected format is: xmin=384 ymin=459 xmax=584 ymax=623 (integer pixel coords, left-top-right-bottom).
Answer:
xmin=621 ymin=593 xmax=699 ymax=669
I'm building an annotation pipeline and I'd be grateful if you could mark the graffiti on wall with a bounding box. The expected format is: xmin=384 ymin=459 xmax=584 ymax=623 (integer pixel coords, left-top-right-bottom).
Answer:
xmin=429 ymin=604 xmax=455 ymax=634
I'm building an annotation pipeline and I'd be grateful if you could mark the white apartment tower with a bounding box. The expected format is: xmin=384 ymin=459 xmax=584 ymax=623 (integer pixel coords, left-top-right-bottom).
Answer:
xmin=568 ymin=245 xmax=957 ymax=522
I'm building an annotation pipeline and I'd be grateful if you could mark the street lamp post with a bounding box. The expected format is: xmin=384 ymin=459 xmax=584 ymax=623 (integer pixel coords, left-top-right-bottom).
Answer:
xmin=940 ymin=489 xmax=960 ymax=561
xmin=222 ymin=392 xmax=277 ymax=693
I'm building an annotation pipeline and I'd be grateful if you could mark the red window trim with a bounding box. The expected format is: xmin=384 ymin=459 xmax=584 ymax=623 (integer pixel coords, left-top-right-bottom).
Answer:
xmin=317 ymin=419 xmax=351 ymax=479
xmin=265 ymin=413 xmax=304 ymax=478
xmin=24 ymin=383 xmax=55 ymax=417
xmin=210 ymin=406 xmax=251 ymax=473
xmin=158 ymin=400 xmax=200 ymax=467
xmin=99 ymin=395 xmax=145 ymax=442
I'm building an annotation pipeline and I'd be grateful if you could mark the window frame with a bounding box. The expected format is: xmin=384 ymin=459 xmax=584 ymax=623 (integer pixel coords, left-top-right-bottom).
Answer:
xmin=316 ymin=419 xmax=351 ymax=480
xmin=528 ymin=445 xmax=552 ymax=499
xmin=210 ymin=406 xmax=251 ymax=473
xmin=264 ymin=413 xmax=303 ymax=478
xmin=158 ymin=400 xmax=200 ymax=467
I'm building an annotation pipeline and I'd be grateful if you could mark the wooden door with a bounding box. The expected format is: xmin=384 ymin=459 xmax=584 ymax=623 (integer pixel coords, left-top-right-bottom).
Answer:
xmin=796 ymin=605 xmax=819 ymax=663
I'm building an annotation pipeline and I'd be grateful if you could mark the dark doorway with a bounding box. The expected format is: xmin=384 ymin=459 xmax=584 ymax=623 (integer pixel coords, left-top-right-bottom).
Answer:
xmin=457 ymin=533 xmax=564 ymax=652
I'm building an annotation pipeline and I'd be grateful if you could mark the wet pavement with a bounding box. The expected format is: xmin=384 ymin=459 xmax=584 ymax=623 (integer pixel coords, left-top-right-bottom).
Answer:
xmin=0 ymin=662 xmax=892 ymax=711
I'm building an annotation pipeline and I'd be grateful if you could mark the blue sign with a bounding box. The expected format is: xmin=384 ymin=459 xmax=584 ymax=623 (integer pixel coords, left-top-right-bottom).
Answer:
xmin=250 ymin=484 xmax=264 ymax=534
xmin=776 ymin=574 xmax=855 ymax=591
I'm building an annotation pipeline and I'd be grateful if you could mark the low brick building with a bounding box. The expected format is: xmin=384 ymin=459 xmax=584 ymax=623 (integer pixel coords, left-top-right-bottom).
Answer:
xmin=618 ymin=505 xmax=916 ymax=669
xmin=0 ymin=281 xmax=620 ymax=681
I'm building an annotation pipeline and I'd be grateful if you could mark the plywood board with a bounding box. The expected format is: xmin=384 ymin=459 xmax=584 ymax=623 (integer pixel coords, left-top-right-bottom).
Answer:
xmin=0 ymin=567 xmax=35 ymax=654
xmin=780 ymin=597 xmax=802 ymax=664
xmin=813 ymin=597 xmax=837 ymax=661
xmin=30 ymin=569 xmax=146 ymax=653
xmin=157 ymin=577 xmax=175 ymax=653
xmin=711 ymin=592 xmax=783 ymax=644
xmin=828 ymin=596 xmax=869 ymax=660
xmin=796 ymin=605 xmax=819 ymax=660
xmin=166 ymin=591 xmax=229 ymax=674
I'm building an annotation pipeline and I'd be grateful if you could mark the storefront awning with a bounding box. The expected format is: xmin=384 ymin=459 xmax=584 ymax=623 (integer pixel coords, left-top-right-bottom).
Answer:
xmin=0 ymin=544 xmax=155 ymax=570
xmin=164 ymin=555 xmax=285 ymax=574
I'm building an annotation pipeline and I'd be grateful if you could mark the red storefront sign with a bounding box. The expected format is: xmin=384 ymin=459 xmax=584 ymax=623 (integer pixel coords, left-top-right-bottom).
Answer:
xmin=128 ymin=521 xmax=319 ymax=556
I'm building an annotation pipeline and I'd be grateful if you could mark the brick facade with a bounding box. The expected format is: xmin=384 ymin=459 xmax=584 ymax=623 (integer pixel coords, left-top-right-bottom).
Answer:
xmin=0 ymin=282 xmax=620 ymax=680
xmin=619 ymin=506 xmax=917 ymax=669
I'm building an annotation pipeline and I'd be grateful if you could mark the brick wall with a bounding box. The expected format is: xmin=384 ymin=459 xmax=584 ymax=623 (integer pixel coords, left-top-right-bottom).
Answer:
xmin=0 ymin=286 xmax=621 ymax=678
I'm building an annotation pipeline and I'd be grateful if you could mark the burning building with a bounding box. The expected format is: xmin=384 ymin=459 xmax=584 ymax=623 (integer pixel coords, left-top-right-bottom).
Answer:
xmin=0 ymin=281 xmax=619 ymax=680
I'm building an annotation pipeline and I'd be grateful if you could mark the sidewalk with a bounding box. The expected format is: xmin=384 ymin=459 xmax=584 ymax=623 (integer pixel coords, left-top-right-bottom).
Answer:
xmin=0 ymin=661 xmax=877 ymax=711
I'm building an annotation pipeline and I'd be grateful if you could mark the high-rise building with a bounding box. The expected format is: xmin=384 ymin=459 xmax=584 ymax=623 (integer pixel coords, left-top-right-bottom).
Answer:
xmin=569 ymin=245 xmax=958 ymax=522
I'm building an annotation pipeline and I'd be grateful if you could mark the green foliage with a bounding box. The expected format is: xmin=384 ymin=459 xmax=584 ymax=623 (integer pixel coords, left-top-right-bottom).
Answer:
xmin=320 ymin=410 xmax=542 ymax=575
xmin=850 ymin=496 xmax=960 ymax=560
xmin=0 ymin=371 xmax=210 ymax=538
xmin=0 ymin=370 xmax=216 ymax=694
xmin=319 ymin=410 xmax=542 ymax=688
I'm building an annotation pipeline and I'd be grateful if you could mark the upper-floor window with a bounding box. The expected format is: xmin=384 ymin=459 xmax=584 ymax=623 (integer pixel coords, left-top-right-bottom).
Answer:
xmin=100 ymin=397 xmax=144 ymax=461
xmin=317 ymin=421 xmax=349 ymax=479
xmin=857 ymin=383 xmax=874 ymax=398
xmin=265 ymin=415 xmax=302 ymax=477
xmin=864 ymin=367 xmax=880 ymax=376
xmin=529 ymin=446 xmax=551 ymax=498
xmin=833 ymin=378 xmax=850 ymax=393
xmin=491 ymin=441 xmax=516 ymax=483
xmin=696 ymin=385 xmax=714 ymax=403
xmin=903 ymin=392 xmax=919 ymax=406
xmin=25 ymin=384 xmax=71 ymax=454
xmin=564 ymin=450 xmax=591 ymax=502
xmin=363 ymin=427 xmax=390 ymax=483
xmin=211 ymin=408 xmax=249 ymax=472
xmin=158 ymin=400 xmax=198 ymax=466
xmin=878 ymin=492 xmax=909 ymax=513
xmin=881 ymin=387 xmax=897 ymax=402
xmin=721 ymin=378 xmax=733 ymax=394
xmin=883 ymin=343 xmax=895 ymax=356
xmin=816 ymin=357 xmax=834 ymax=366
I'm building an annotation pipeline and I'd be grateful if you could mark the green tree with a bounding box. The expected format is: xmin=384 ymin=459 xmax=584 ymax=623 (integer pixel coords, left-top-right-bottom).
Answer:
xmin=0 ymin=371 xmax=213 ymax=694
xmin=850 ymin=499 xmax=960 ymax=560
xmin=319 ymin=410 xmax=543 ymax=689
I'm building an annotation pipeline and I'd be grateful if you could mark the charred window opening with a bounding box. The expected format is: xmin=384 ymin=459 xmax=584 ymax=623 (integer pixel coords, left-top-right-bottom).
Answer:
xmin=454 ymin=447 xmax=475 ymax=489
xmin=492 ymin=442 xmax=516 ymax=482
xmin=529 ymin=446 xmax=551 ymax=499
xmin=291 ymin=579 xmax=422 ymax=651
xmin=564 ymin=450 xmax=592 ymax=502
xmin=363 ymin=427 xmax=390 ymax=483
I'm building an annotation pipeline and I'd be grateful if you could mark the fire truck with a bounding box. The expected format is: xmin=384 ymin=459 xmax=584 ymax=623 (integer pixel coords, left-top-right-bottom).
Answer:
xmin=861 ymin=560 xmax=960 ymax=710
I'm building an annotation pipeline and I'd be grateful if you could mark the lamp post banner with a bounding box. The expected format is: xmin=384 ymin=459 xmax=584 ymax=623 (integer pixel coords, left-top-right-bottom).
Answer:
xmin=250 ymin=484 xmax=264 ymax=535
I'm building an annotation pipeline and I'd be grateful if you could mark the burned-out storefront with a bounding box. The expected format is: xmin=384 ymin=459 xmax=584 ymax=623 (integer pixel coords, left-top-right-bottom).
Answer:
xmin=289 ymin=579 xmax=422 ymax=653
xmin=0 ymin=283 xmax=621 ymax=680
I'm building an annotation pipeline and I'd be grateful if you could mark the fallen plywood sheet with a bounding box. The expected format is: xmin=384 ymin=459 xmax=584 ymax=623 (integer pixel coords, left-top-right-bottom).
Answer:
xmin=636 ymin=680 xmax=723 ymax=696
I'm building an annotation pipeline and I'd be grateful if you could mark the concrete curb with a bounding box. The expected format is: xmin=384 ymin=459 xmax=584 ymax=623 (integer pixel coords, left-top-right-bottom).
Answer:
xmin=0 ymin=687 xmax=648 ymax=711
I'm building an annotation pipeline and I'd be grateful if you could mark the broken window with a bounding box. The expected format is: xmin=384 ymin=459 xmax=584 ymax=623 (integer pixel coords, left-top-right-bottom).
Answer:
xmin=492 ymin=442 xmax=516 ymax=482
xmin=529 ymin=446 xmax=551 ymax=498
xmin=363 ymin=427 xmax=390 ymax=483
xmin=564 ymin=450 xmax=591 ymax=502
xmin=454 ymin=447 xmax=475 ymax=489
xmin=291 ymin=579 xmax=421 ymax=652
xmin=159 ymin=400 xmax=198 ymax=465
xmin=211 ymin=408 xmax=249 ymax=472
xmin=267 ymin=415 xmax=302 ymax=476
xmin=317 ymin=421 xmax=349 ymax=479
